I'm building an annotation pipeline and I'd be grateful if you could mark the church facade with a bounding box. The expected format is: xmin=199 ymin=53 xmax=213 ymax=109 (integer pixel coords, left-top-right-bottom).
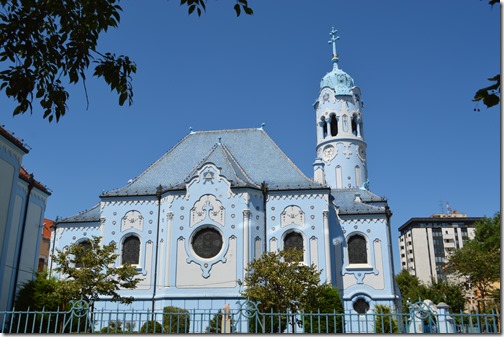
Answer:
xmin=51 ymin=29 xmax=399 ymax=325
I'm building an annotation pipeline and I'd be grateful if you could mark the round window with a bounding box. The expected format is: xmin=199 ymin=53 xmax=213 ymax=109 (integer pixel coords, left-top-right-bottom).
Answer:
xmin=191 ymin=227 xmax=223 ymax=259
xmin=353 ymin=298 xmax=370 ymax=314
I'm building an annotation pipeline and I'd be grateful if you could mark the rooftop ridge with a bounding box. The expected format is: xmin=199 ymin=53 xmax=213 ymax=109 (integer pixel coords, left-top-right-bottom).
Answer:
xmin=220 ymin=143 xmax=257 ymax=186
xmin=258 ymin=129 xmax=322 ymax=188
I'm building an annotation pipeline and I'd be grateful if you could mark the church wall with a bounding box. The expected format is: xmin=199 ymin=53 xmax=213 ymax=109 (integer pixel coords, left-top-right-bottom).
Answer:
xmin=336 ymin=214 xmax=397 ymax=315
xmin=156 ymin=165 xmax=250 ymax=301
xmin=51 ymin=221 xmax=102 ymax=275
xmin=100 ymin=197 xmax=160 ymax=292
xmin=317 ymin=139 xmax=367 ymax=189
xmin=265 ymin=190 xmax=331 ymax=281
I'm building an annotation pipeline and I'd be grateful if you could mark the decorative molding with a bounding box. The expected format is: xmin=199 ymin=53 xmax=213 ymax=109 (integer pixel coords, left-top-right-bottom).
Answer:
xmin=190 ymin=194 xmax=225 ymax=227
xmin=280 ymin=205 xmax=305 ymax=228
xmin=0 ymin=141 xmax=24 ymax=165
xmin=105 ymin=199 xmax=157 ymax=207
xmin=268 ymin=193 xmax=327 ymax=201
xmin=340 ymin=218 xmax=386 ymax=225
xmin=121 ymin=210 xmax=144 ymax=232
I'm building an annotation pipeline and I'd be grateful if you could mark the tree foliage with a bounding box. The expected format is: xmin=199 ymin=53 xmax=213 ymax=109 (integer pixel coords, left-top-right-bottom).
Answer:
xmin=0 ymin=0 xmax=253 ymax=122
xmin=0 ymin=0 xmax=135 ymax=122
xmin=473 ymin=74 xmax=500 ymax=109
xmin=51 ymin=235 xmax=142 ymax=305
xmin=374 ymin=304 xmax=398 ymax=333
xmin=303 ymin=284 xmax=344 ymax=333
xmin=446 ymin=213 xmax=500 ymax=312
xmin=140 ymin=320 xmax=164 ymax=333
xmin=205 ymin=309 xmax=234 ymax=333
xmin=11 ymin=272 xmax=62 ymax=332
xmin=181 ymin=0 xmax=253 ymax=17
xmin=162 ymin=306 xmax=190 ymax=333
xmin=395 ymin=269 xmax=465 ymax=314
xmin=473 ymin=1 xmax=500 ymax=109
xmin=14 ymin=271 xmax=61 ymax=311
xmin=239 ymin=249 xmax=323 ymax=333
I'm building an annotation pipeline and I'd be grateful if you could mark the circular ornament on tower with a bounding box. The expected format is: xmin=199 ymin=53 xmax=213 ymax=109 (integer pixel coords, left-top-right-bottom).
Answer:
xmin=322 ymin=144 xmax=336 ymax=162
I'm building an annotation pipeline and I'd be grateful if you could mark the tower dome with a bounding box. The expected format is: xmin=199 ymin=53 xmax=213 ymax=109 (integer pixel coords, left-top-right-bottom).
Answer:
xmin=320 ymin=66 xmax=355 ymax=96
xmin=320 ymin=27 xmax=355 ymax=96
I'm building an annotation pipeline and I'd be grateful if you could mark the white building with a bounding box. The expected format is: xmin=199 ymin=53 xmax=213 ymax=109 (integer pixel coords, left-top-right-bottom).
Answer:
xmin=398 ymin=212 xmax=479 ymax=285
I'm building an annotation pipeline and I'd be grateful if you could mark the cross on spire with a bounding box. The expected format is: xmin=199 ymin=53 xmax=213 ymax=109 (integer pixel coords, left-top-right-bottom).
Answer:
xmin=328 ymin=27 xmax=340 ymax=60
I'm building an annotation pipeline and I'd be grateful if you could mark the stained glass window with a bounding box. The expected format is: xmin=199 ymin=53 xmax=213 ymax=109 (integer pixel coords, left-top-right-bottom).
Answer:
xmin=284 ymin=232 xmax=303 ymax=262
xmin=348 ymin=235 xmax=367 ymax=264
xmin=192 ymin=227 xmax=223 ymax=259
xmin=75 ymin=240 xmax=91 ymax=268
xmin=122 ymin=235 xmax=140 ymax=265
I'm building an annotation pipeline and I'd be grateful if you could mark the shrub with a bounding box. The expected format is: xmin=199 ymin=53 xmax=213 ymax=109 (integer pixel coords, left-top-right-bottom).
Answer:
xmin=374 ymin=305 xmax=398 ymax=333
xmin=162 ymin=306 xmax=190 ymax=333
xmin=140 ymin=320 xmax=163 ymax=333
xmin=205 ymin=309 xmax=234 ymax=333
xmin=303 ymin=284 xmax=344 ymax=333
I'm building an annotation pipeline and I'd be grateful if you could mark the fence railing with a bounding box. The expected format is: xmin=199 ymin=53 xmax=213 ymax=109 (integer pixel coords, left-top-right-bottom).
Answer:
xmin=1 ymin=299 xmax=500 ymax=333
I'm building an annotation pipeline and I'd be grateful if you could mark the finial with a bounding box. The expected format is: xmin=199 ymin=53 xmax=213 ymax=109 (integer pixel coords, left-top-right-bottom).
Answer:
xmin=217 ymin=137 xmax=222 ymax=145
xmin=328 ymin=27 xmax=340 ymax=65
xmin=189 ymin=126 xmax=193 ymax=134
xmin=259 ymin=123 xmax=265 ymax=130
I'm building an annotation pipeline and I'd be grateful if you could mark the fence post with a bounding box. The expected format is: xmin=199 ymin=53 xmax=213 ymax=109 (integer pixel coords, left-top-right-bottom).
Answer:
xmin=221 ymin=304 xmax=231 ymax=333
xmin=436 ymin=302 xmax=455 ymax=333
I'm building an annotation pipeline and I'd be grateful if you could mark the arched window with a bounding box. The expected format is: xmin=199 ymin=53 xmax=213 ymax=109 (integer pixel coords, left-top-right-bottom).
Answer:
xmin=75 ymin=240 xmax=91 ymax=268
xmin=330 ymin=114 xmax=338 ymax=136
xmin=351 ymin=115 xmax=358 ymax=136
xmin=122 ymin=235 xmax=140 ymax=265
xmin=321 ymin=118 xmax=328 ymax=138
xmin=284 ymin=232 xmax=303 ymax=262
xmin=348 ymin=234 xmax=367 ymax=264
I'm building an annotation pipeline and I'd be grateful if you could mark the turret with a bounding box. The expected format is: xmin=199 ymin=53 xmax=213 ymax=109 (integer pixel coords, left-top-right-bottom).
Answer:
xmin=313 ymin=28 xmax=368 ymax=190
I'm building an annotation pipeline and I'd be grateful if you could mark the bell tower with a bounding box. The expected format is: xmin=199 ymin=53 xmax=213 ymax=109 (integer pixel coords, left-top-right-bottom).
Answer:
xmin=313 ymin=28 xmax=368 ymax=190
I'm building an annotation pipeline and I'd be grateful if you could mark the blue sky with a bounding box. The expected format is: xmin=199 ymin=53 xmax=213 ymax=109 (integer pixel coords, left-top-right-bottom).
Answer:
xmin=1 ymin=0 xmax=500 ymax=273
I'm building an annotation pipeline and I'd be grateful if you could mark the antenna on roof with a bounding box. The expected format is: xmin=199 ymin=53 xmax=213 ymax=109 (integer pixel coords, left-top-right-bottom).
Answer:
xmin=446 ymin=201 xmax=452 ymax=214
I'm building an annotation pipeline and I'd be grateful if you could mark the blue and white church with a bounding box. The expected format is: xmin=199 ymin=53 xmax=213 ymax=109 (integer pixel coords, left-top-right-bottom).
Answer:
xmin=51 ymin=29 xmax=399 ymax=326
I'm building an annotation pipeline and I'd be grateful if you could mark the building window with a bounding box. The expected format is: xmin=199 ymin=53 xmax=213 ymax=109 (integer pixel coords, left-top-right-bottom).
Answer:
xmin=191 ymin=226 xmax=223 ymax=259
xmin=348 ymin=234 xmax=367 ymax=264
xmin=353 ymin=298 xmax=370 ymax=314
xmin=330 ymin=113 xmax=338 ymax=136
xmin=75 ymin=240 xmax=92 ymax=268
xmin=38 ymin=258 xmax=46 ymax=272
xmin=122 ymin=235 xmax=140 ymax=265
xmin=284 ymin=232 xmax=304 ymax=262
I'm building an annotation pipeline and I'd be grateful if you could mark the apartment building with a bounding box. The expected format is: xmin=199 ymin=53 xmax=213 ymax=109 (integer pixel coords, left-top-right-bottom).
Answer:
xmin=398 ymin=212 xmax=481 ymax=285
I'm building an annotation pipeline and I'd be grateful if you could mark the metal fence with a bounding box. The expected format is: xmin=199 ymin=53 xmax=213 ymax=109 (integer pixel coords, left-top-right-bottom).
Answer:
xmin=1 ymin=299 xmax=500 ymax=333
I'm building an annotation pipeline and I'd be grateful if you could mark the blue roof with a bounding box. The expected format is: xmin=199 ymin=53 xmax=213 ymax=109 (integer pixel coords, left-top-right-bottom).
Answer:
xmin=332 ymin=188 xmax=388 ymax=215
xmin=60 ymin=203 xmax=100 ymax=223
xmin=320 ymin=63 xmax=355 ymax=96
xmin=102 ymin=128 xmax=323 ymax=196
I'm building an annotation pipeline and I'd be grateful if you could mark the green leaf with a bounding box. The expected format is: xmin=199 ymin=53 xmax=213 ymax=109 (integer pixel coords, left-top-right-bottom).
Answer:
xmin=119 ymin=91 xmax=127 ymax=106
